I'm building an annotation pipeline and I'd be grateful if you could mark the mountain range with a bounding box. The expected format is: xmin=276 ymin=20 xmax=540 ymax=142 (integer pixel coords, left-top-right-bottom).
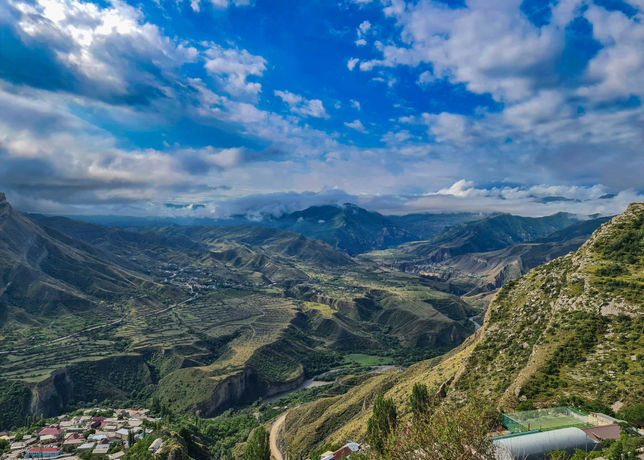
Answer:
xmin=283 ymin=203 xmax=644 ymax=457
xmin=1 ymin=191 xmax=637 ymax=457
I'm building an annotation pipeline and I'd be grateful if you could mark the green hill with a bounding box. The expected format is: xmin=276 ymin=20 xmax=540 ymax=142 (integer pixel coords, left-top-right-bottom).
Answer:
xmin=281 ymin=203 xmax=643 ymax=456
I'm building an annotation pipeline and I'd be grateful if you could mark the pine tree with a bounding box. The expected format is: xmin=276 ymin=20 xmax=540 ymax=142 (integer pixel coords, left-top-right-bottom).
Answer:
xmin=366 ymin=394 xmax=397 ymax=453
xmin=410 ymin=382 xmax=431 ymax=418
xmin=244 ymin=425 xmax=270 ymax=460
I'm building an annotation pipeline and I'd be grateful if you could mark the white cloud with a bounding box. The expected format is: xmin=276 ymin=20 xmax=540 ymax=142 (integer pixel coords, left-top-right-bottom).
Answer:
xmin=274 ymin=90 xmax=329 ymax=118
xmin=358 ymin=20 xmax=372 ymax=35
xmin=191 ymin=0 xmax=252 ymax=12
xmin=344 ymin=119 xmax=367 ymax=132
xmin=417 ymin=70 xmax=435 ymax=85
xmin=355 ymin=38 xmax=367 ymax=46
xmin=204 ymin=44 xmax=266 ymax=99
xmin=350 ymin=99 xmax=361 ymax=110
xmin=347 ymin=57 xmax=359 ymax=71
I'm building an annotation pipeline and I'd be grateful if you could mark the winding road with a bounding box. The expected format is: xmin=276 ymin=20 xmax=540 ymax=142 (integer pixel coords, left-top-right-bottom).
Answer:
xmin=270 ymin=412 xmax=287 ymax=460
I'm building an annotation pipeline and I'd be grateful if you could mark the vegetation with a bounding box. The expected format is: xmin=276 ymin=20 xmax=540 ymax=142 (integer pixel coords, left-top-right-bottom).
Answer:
xmin=366 ymin=394 xmax=397 ymax=453
xmin=358 ymin=393 xmax=498 ymax=459
xmin=243 ymin=425 xmax=270 ymax=460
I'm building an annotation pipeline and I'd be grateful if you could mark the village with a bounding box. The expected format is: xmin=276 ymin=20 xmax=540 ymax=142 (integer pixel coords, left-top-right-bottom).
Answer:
xmin=0 ymin=408 xmax=162 ymax=460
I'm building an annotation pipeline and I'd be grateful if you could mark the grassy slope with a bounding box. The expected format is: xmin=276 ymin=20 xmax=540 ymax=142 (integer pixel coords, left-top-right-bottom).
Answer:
xmin=283 ymin=203 xmax=643 ymax=457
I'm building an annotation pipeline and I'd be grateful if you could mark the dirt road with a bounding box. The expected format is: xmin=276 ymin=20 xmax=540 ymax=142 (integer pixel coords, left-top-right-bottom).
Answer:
xmin=270 ymin=412 xmax=287 ymax=460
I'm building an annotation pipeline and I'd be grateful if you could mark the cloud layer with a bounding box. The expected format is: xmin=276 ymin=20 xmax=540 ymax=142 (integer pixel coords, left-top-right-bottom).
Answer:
xmin=0 ymin=0 xmax=642 ymax=219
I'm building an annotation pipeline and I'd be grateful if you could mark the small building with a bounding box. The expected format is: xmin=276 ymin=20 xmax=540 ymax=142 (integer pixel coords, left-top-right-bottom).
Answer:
xmin=115 ymin=429 xmax=130 ymax=441
xmin=322 ymin=442 xmax=361 ymax=460
xmin=38 ymin=427 xmax=63 ymax=440
xmin=493 ymin=427 xmax=599 ymax=460
xmin=77 ymin=442 xmax=96 ymax=452
xmin=88 ymin=434 xmax=109 ymax=442
xmin=93 ymin=444 xmax=110 ymax=456
xmin=26 ymin=447 xmax=62 ymax=458
xmin=108 ymin=452 xmax=125 ymax=460
xmin=64 ymin=434 xmax=85 ymax=446
xmin=581 ymin=424 xmax=622 ymax=441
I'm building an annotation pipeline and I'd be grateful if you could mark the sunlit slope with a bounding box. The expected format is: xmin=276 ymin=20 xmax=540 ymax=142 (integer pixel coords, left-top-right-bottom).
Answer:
xmin=284 ymin=203 xmax=643 ymax=456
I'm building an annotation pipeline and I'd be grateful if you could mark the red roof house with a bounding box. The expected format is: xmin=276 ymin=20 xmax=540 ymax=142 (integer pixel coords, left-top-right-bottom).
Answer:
xmin=39 ymin=427 xmax=63 ymax=438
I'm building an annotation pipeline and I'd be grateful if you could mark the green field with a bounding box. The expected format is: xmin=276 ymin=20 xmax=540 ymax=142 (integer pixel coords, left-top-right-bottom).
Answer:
xmin=343 ymin=354 xmax=394 ymax=366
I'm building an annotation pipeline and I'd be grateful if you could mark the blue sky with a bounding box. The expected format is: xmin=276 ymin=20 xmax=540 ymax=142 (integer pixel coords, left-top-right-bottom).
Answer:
xmin=0 ymin=0 xmax=643 ymax=217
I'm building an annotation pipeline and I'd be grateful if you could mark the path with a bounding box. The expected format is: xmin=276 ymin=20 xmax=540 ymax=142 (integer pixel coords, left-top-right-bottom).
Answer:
xmin=270 ymin=412 xmax=287 ymax=460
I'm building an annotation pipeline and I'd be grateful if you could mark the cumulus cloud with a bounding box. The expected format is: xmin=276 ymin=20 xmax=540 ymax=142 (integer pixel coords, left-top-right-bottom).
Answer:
xmin=274 ymin=90 xmax=329 ymax=118
xmin=355 ymin=0 xmax=644 ymax=172
xmin=344 ymin=119 xmax=367 ymax=132
xmin=204 ymin=44 xmax=266 ymax=99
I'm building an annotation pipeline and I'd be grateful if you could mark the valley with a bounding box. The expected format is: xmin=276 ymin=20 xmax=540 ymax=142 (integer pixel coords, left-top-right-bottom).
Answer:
xmin=1 ymin=194 xmax=641 ymax=459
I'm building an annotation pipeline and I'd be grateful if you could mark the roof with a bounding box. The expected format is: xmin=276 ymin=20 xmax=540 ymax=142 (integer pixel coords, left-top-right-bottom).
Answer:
xmin=28 ymin=447 xmax=62 ymax=453
xmin=581 ymin=424 xmax=622 ymax=441
xmin=39 ymin=427 xmax=62 ymax=435
xmin=493 ymin=427 xmax=600 ymax=460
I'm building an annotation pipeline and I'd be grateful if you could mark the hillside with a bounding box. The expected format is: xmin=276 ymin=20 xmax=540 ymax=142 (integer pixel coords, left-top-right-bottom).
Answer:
xmin=0 ymin=193 xmax=165 ymax=323
xmin=0 ymin=197 xmax=478 ymax=430
xmin=391 ymin=212 xmax=580 ymax=263
xmin=282 ymin=203 xmax=643 ymax=457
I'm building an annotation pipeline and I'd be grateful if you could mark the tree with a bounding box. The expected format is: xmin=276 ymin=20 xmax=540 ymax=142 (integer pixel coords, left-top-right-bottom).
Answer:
xmin=410 ymin=383 xmax=431 ymax=418
xmin=366 ymin=394 xmax=397 ymax=453
xmin=0 ymin=439 xmax=10 ymax=454
xmin=244 ymin=425 xmax=270 ymax=460
xmin=127 ymin=429 xmax=135 ymax=447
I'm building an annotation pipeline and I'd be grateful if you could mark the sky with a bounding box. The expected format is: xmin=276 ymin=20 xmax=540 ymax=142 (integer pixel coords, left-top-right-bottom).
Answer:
xmin=0 ymin=0 xmax=643 ymax=218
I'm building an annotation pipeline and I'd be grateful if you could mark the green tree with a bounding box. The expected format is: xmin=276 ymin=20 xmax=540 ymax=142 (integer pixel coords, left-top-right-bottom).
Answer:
xmin=410 ymin=383 xmax=431 ymax=418
xmin=366 ymin=394 xmax=397 ymax=453
xmin=0 ymin=439 xmax=10 ymax=454
xmin=244 ymin=425 xmax=270 ymax=460
xmin=127 ymin=429 xmax=135 ymax=447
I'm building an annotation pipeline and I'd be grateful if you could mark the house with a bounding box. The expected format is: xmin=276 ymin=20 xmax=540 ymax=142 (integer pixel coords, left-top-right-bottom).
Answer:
xmin=38 ymin=427 xmax=63 ymax=440
xmin=322 ymin=442 xmax=361 ymax=460
xmin=108 ymin=452 xmax=125 ymax=460
xmin=64 ymin=434 xmax=85 ymax=447
xmin=115 ymin=429 xmax=130 ymax=441
xmin=88 ymin=434 xmax=109 ymax=442
xmin=581 ymin=424 xmax=622 ymax=441
xmin=148 ymin=438 xmax=163 ymax=453
xmin=26 ymin=447 xmax=62 ymax=458
xmin=77 ymin=442 xmax=96 ymax=452
xmin=93 ymin=444 xmax=110 ymax=456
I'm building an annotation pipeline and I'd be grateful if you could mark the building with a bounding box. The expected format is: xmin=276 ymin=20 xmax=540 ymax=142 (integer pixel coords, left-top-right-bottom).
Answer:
xmin=321 ymin=442 xmax=361 ymax=460
xmin=581 ymin=424 xmax=622 ymax=442
xmin=77 ymin=442 xmax=96 ymax=452
xmin=26 ymin=447 xmax=62 ymax=458
xmin=38 ymin=427 xmax=63 ymax=440
xmin=493 ymin=427 xmax=600 ymax=460
xmin=93 ymin=444 xmax=110 ymax=456
xmin=64 ymin=434 xmax=85 ymax=446
xmin=108 ymin=451 xmax=125 ymax=460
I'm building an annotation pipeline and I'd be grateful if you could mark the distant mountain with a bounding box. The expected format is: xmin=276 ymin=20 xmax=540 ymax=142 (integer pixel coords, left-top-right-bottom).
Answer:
xmin=392 ymin=212 xmax=581 ymax=263
xmin=54 ymin=204 xmax=481 ymax=256
xmin=0 ymin=193 xmax=160 ymax=321
xmin=443 ymin=216 xmax=612 ymax=291
xmin=283 ymin=203 xmax=644 ymax=455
